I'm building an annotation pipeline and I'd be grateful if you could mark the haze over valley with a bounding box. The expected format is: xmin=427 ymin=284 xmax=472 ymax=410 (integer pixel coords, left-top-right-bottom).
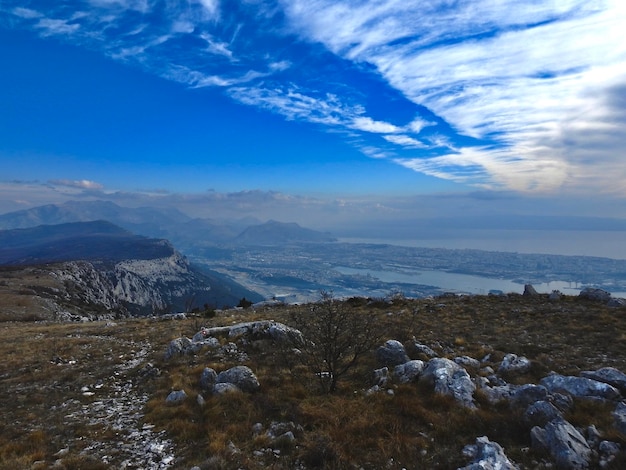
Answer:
xmin=2 ymin=200 xmax=625 ymax=305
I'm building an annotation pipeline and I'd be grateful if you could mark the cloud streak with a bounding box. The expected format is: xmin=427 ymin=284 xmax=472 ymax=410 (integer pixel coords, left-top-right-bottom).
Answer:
xmin=280 ymin=0 xmax=626 ymax=192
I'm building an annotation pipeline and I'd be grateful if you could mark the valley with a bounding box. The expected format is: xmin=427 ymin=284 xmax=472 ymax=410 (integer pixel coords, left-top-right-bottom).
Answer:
xmin=190 ymin=242 xmax=626 ymax=303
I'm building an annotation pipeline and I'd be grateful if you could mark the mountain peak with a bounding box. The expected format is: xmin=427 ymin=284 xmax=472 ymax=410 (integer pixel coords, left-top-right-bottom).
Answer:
xmin=234 ymin=220 xmax=336 ymax=246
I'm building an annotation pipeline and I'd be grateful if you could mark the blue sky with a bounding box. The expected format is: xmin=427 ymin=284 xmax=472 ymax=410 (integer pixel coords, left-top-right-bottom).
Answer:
xmin=1 ymin=1 xmax=626 ymax=227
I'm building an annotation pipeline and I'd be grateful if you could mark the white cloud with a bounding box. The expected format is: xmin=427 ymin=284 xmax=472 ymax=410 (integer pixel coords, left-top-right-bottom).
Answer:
xmin=50 ymin=179 xmax=105 ymax=190
xmin=197 ymin=0 xmax=219 ymax=19
xmin=383 ymin=135 xmax=426 ymax=149
xmin=35 ymin=18 xmax=80 ymax=36
xmin=280 ymin=0 xmax=626 ymax=193
xmin=229 ymin=86 xmax=361 ymax=126
xmin=351 ymin=117 xmax=400 ymax=134
xmin=5 ymin=0 xmax=626 ymax=195
xmin=12 ymin=7 xmax=41 ymax=19
xmin=406 ymin=117 xmax=433 ymax=134
xmin=88 ymin=0 xmax=150 ymax=13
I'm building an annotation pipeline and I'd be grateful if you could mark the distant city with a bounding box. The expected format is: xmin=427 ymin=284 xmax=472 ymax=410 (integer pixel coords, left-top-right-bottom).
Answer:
xmin=190 ymin=241 xmax=626 ymax=303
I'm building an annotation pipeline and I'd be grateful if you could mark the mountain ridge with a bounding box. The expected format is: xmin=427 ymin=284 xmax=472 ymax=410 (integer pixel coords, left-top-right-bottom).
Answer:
xmin=0 ymin=221 xmax=263 ymax=318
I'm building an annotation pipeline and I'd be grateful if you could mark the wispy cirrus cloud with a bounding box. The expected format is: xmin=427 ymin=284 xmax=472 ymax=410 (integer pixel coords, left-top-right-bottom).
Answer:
xmin=2 ymin=1 xmax=625 ymax=194
xmin=280 ymin=0 xmax=626 ymax=193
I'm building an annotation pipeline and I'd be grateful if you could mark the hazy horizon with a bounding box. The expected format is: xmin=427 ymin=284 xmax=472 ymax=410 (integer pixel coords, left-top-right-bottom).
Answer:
xmin=1 ymin=1 xmax=625 ymax=256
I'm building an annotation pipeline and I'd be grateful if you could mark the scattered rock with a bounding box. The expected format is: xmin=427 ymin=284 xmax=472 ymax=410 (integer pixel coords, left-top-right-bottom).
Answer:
xmin=613 ymin=402 xmax=626 ymax=435
xmin=586 ymin=425 xmax=602 ymax=449
xmin=372 ymin=367 xmax=389 ymax=387
xmin=200 ymin=367 xmax=218 ymax=391
xmin=511 ymin=384 xmax=549 ymax=408
xmin=420 ymin=358 xmax=476 ymax=408
xmin=216 ymin=366 xmax=260 ymax=393
xmin=200 ymin=321 xmax=304 ymax=345
xmin=498 ymin=353 xmax=532 ymax=376
xmin=531 ymin=418 xmax=591 ymax=469
xmin=540 ymin=374 xmax=621 ymax=401
xmin=54 ymin=448 xmax=70 ymax=458
xmin=598 ymin=440 xmax=620 ymax=467
xmin=455 ymin=356 xmax=481 ymax=369
xmin=523 ymin=284 xmax=539 ymax=296
xmin=265 ymin=421 xmax=302 ymax=445
xmin=165 ymin=390 xmax=187 ymax=405
xmin=524 ymin=401 xmax=562 ymax=428
xmin=410 ymin=340 xmax=438 ymax=358
xmin=393 ymin=360 xmax=424 ymax=384
xmin=580 ymin=367 xmax=626 ymax=394
xmin=481 ymin=384 xmax=518 ymax=405
xmin=196 ymin=394 xmax=206 ymax=407
xmin=607 ymin=298 xmax=626 ymax=307
xmin=459 ymin=436 xmax=519 ymax=469
xmin=376 ymin=340 xmax=410 ymax=367
xmin=213 ymin=383 xmax=242 ymax=395
xmin=137 ymin=363 xmax=161 ymax=380
xmin=549 ymin=290 xmax=563 ymax=301
xmin=579 ymin=287 xmax=611 ymax=302
xmin=164 ymin=337 xmax=195 ymax=360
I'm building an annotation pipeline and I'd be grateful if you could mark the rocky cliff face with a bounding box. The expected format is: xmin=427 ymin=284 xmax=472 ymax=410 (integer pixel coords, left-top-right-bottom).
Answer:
xmin=0 ymin=221 xmax=262 ymax=320
xmin=49 ymin=251 xmax=212 ymax=318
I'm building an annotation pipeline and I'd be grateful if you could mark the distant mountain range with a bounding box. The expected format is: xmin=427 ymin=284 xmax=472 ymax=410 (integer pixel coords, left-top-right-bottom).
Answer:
xmin=0 ymin=220 xmax=173 ymax=265
xmin=0 ymin=220 xmax=263 ymax=316
xmin=0 ymin=201 xmax=336 ymax=250
xmin=234 ymin=220 xmax=336 ymax=245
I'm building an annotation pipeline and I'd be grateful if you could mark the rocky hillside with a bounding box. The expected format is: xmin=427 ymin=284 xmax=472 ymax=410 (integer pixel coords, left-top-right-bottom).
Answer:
xmin=2 ymin=292 xmax=626 ymax=469
xmin=0 ymin=222 xmax=263 ymax=319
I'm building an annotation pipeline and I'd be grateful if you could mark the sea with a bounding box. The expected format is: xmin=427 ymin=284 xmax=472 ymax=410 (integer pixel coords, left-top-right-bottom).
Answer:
xmin=338 ymin=229 xmax=626 ymax=298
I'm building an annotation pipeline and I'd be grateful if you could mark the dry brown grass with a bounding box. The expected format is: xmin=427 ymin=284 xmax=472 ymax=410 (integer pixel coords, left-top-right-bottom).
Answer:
xmin=1 ymin=294 xmax=626 ymax=468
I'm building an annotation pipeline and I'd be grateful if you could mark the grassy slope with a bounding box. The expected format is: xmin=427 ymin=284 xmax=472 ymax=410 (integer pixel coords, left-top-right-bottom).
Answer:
xmin=1 ymin=294 xmax=626 ymax=469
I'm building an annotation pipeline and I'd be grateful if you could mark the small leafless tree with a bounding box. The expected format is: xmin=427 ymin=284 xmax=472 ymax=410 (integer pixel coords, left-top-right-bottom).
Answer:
xmin=289 ymin=291 xmax=381 ymax=393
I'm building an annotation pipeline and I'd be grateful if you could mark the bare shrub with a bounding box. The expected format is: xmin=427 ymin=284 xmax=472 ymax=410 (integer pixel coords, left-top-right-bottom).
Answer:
xmin=288 ymin=291 xmax=381 ymax=394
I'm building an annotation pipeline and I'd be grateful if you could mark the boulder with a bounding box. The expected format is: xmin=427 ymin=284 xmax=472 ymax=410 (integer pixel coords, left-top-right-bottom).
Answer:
xmin=498 ymin=353 xmax=531 ymax=376
xmin=420 ymin=358 xmax=476 ymax=409
xmin=196 ymin=394 xmax=206 ymax=407
xmin=164 ymin=337 xmax=193 ymax=360
xmin=549 ymin=290 xmax=563 ymax=301
xmin=613 ymin=402 xmax=626 ymax=435
xmin=165 ymin=335 xmax=216 ymax=359
xmin=200 ymin=367 xmax=218 ymax=391
xmin=579 ymin=287 xmax=611 ymax=302
xmin=373 ymin=367 xmax=390 ymax=387
xmin=266 ymin=421 xmax=303 ymax=444
xmin=524 ymin=401 xmax=562 ymax=428
xmin=411 ymin=340 xmax=438 ymax=358
xmin=580 ymin=367 xmax=626 ymax=394
xmin=531 ymin=418 xmax=591 ymax=469
xmin=201 ymin=321 xmax=304 ymax=345
xmin=212 ymin=382 xmax=241 ymax=395
xmin=481 ymin=384 xmax=519 ymax=405
xmin=455 ymin=356 xmax=481 ymax=369
xmin=511 ymin=384 xmax=549 ymax=408
xmin=165 ymin=389 xmax=187 ymax=405
xmin=393 ymin=360 xmax=424 ymax=384
xmin=191 ymin=330 xmax=221 ymax=349
xmin=216 ymin=366 xmax=260 ymax=393
xmin=540 ymin=374 xmax=621 ymax=401
xmin=420 ymin=358 xmax=461 ymax=385
xmin=523 ymin=284 xmax=539 ymax=296
xmin=607 ymin=298 xmax=626 ymax=307
xmin=376 ymin=340 xmax=410 ymax=367
xmin=459 ymin=436 xmax=519 ymax=470
xmin=598 ymin=440 xmax=620 ymax=468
